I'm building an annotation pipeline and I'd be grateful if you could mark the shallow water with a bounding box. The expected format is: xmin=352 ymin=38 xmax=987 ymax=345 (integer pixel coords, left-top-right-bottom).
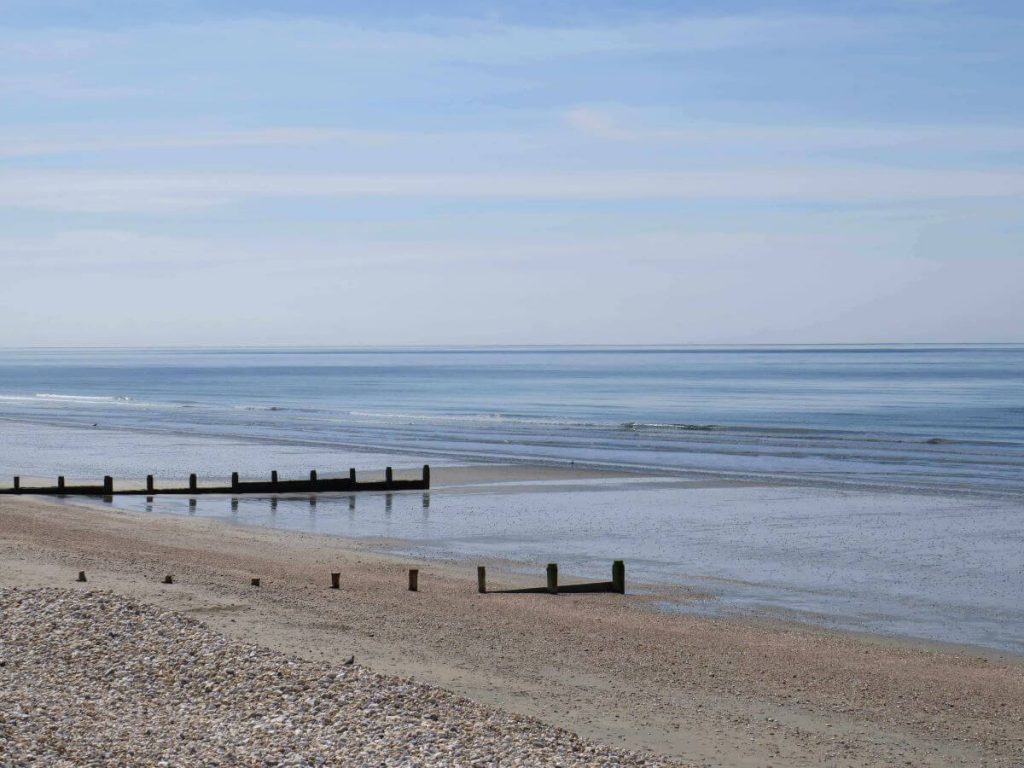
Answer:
xmin=98 ymin=480 xmax=1024 ymax=654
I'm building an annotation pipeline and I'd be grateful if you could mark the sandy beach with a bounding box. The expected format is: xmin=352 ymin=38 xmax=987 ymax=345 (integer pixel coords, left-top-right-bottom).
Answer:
xmin=1 ymin=470 xmax=1022 ymax=767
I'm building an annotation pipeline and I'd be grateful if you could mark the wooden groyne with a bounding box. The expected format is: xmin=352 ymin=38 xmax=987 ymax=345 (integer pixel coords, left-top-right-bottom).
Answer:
xmin=71 ymin=559 xmax=626 ymax=597
xmin=473 ymin=561 xmax=626 ymax=595
xmin=0 ymin=465 xmax=430 ymax=497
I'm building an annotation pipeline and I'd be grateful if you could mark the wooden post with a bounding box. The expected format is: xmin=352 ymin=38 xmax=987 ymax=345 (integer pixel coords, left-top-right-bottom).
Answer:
xmin=546 ymin=563 xmax=558 ymax=595
xmin=77 ymin=570 xmax=87 ymax=583
xmin=103 ymin=476 xmax=113 ymax=495
xmin=309 ymin=469 xmax=317 ymax=482
xmin=146 ymin=474 xmax=154 ymax=493
xmin=612 ymin=560 xmax=625 ymax=594
xmin=57 ymin=476 xmax=65 ymax=490
xmin=423 ymin=464 xmax=430 ymax=487
xmin=477 ymin=566 xmax=487 ymax=594
xmin=231 ymin=471 xmax=239 ymax=489
xmin=385 ymin=467 xmax=393 ymax=487
xmin=189 ymin=473 xmax=197 ymax=491
xmin=271 ymin=470 xmax=278 ymax=486
xmin=251 ymin=577 xmax=261 ymax=587
xmin=13 ymin=476 xmax=19 ymax=491
xmin=408 ymin=569 xmax=419 ymax=592
xmin=331 ymin=572 xmax=340 ymax=589
xmin=163 ymin=574 xmax=174 ymax=584
xmin=349 ymin=467 xmax=356 ymax=483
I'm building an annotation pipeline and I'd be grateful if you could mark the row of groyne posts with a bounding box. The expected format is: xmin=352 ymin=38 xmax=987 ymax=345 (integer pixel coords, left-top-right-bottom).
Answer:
xmin=72 ymin=560 xmax=627 ymax=595
xmin=0 ymin=465 xmax=431 ymax=496
xmin=5 ymin=463 xmax=627 ymax=596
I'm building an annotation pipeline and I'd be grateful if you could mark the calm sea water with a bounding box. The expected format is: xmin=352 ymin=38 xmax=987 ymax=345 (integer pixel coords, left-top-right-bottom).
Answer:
xmin=1 ymin=345 xmax=1023 ymax=495
xmin=2 ymin=346 xmax=1023 ymax=651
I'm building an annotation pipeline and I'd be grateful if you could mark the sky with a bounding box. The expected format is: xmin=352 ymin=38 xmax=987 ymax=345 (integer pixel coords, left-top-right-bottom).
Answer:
xmin=1 ymin=0 xmax=1022 ymax=346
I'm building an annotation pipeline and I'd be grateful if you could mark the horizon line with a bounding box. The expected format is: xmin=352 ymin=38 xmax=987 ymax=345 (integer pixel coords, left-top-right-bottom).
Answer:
xmin=1 ymin=341 xmax=1022 ymax=352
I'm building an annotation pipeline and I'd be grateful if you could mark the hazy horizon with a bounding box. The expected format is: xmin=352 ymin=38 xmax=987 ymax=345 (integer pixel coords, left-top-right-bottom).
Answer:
xmin=3 ymin=1 xmax=1022 ymax=346
xmin=2 ymin=341 xmax=1024 ymax=352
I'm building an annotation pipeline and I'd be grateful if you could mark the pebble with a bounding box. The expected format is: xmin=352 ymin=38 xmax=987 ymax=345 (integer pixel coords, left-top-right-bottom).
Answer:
xmin=0 ymin=588 xmax=677 ymax=767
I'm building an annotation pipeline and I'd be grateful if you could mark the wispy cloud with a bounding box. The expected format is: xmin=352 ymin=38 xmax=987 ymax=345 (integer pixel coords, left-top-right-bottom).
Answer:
xmin=2 ymin=168 xmax=1022 ymax=214
xmin=307 ymin=14 xmax=871 ymax=60
xmin=0 ymin=127 xmax=402 ymax=157
xmin=0 ymin=74 xmax=148 ymax=100
xmin=0 ymin=13 xmax=873 ymax=63
xmin=0 ymin=220 xmax=929 ymax=273
xmin=0 ymin=36 xmax=96 ymax=59
xmin=565 ymin=107 xmax=1024 ymax=153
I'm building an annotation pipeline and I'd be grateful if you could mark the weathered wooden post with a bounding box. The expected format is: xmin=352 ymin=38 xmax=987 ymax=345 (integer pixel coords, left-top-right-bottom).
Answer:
xmin=146 ymin=474 xmax=154 ymax=493
xmin=408 ymin=569 xmax=419 ymax=592
xmin=385 ymin=467 xmax=393 ymax=487
xmin=612 ymin=560 xmax=625 ymax=594
xmin=423 ymin=464 xmax=430 ymax=487
xmin=309 ymin=469 xmax=318 ymax=483
xmin=103 ymin=476 xmax=113 ymax=495
xmin=231 ymin=472 xmax=239 ymax=489
xmin=477 ymin=566 xmax=487 ymax=594
xmin=57 ymin=476 xmax=65 ymax=490
xmin=349 ymin=467 xmax=356 ymax=483
xmin=331 ymin=572 xmax=340 ymax=589
xmin=12 ymin=476 xmax=19 ymax=490
xmin=189 ymin=473 xmax=197 ymax=491
xmin=271 ymin=470 xmax=278 ymax=486
xmin=77 ymin=570 xmax=87 ymax=583
xmin=546 ymin=563 xmax=558 ymax=595
xmin=251 ymin=577 xmax=261 ymax=587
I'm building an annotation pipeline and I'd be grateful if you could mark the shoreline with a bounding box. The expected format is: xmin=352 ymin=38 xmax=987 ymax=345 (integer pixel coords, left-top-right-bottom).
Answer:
xmin=2 ymin=493 xmax=1022 ymax=766
xmin=20 ymin=487 xmax=1024 ymax=665
xmin=69 ymin=461 xmax=1024 ymax=655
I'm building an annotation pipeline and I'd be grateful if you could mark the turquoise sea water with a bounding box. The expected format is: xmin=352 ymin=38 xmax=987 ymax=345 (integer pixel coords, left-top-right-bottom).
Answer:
xmin=2 ymin=345 xmax=1022 ymax=651
xmin=1 ymin=345 xmax=1023 ymax=495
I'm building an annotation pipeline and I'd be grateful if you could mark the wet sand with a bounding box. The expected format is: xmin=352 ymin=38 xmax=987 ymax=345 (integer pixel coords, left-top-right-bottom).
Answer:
xmin=93 ymin=463 xmax=1024 ymax=653
xmin=1 ymin=484 xmax=1022 ymax=767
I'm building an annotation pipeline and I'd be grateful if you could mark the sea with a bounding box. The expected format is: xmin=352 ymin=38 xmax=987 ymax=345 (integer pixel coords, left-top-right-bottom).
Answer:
xmin=1 ymin=345 xmax=1022 ymax=651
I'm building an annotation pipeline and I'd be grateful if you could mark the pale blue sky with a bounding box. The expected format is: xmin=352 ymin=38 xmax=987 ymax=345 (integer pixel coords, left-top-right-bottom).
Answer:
xmin=2 ymin=1 xmax=1022 ymax=345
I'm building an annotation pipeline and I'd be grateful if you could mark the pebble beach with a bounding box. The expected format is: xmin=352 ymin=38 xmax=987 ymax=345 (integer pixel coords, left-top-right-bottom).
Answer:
xmin=0 ymin=588 xmax=675 ymax=767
